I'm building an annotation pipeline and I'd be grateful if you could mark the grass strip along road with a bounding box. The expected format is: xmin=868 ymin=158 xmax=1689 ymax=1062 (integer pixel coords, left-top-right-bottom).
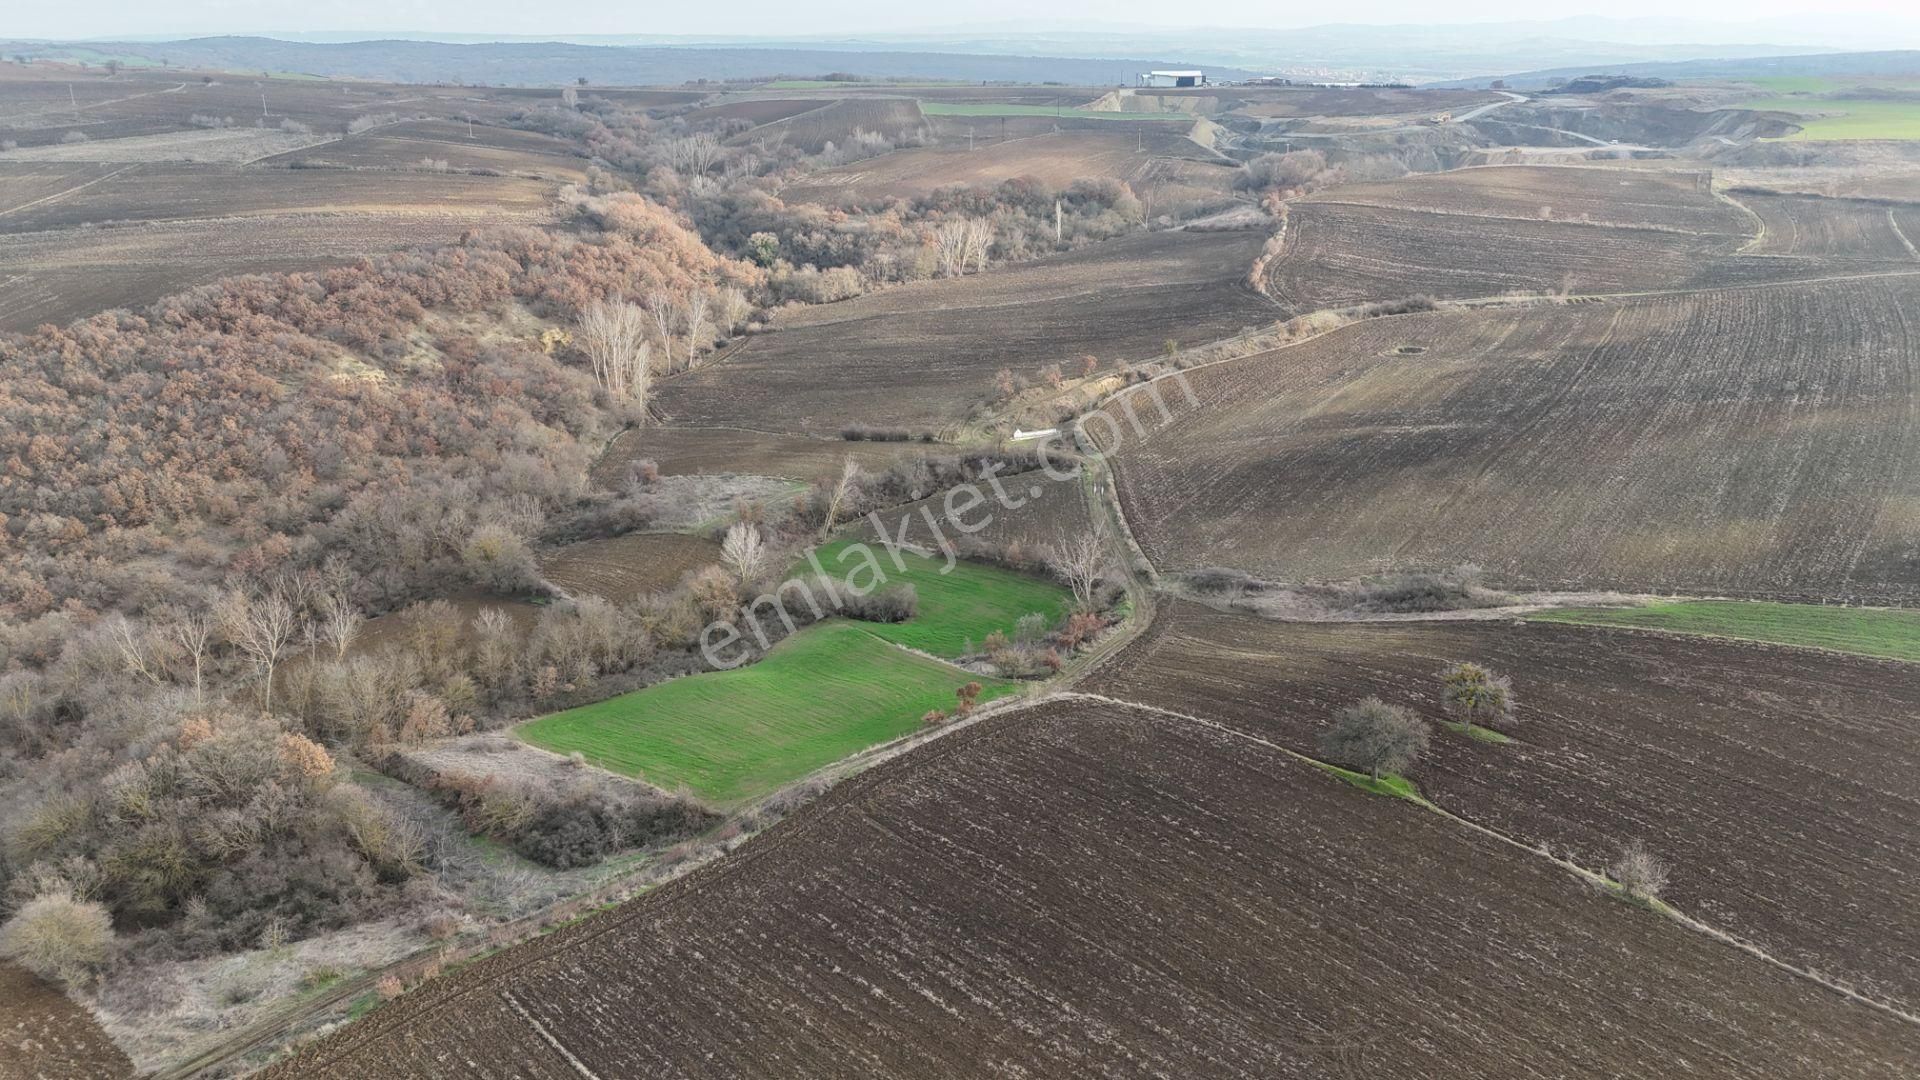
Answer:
xmin=1531 ymin=600 xmax=1920 ymax=663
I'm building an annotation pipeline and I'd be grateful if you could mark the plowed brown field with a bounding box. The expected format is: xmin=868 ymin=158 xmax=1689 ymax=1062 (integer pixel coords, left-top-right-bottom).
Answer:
xmin=0 ymin=169 xmax=556 ymax=329
xmin=0 ymin=963 xmax=129 ymax=1080
xmin=657 ymin=228 xmax=1277 ymax=435
xmin=1085 ymin=602 xmax=1920 ymax=1009
xmin=1267 ymin=202 xmax=1730 ymax=311
xmin=260 ymin=120 xmax=587 ymax=179
xmin=782 ymin=129 xmax=1238 ymax=213
xmin=1305 ymin=165 xmax=1748 ymax=233
xmin=1110 ymin=275 xmax=1920 ymax=601
xmin=592 ymin=427 xmax=938 ymax=486
xmin=1737 ymin=192 xmax=1920 ymax=261
xmin=265 ymin=696 xmax=1920 ymax=1079
xmin=726 ymin=98 xmax=926 ymax=154
xmin=539 ymin=532 xmax=721 ymax=605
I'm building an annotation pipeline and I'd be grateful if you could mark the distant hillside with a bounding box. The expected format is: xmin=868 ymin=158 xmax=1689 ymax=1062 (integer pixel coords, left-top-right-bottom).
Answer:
xmin=0 ymin=36 xmax=1258 ymax=87
xmin=1430 ymin=49 xmax=1920 ymax=89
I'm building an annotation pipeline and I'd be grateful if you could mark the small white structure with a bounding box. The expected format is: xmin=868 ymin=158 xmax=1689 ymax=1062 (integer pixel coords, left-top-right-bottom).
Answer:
xmin=1138 ymin=70 xmax=1206 ymax=88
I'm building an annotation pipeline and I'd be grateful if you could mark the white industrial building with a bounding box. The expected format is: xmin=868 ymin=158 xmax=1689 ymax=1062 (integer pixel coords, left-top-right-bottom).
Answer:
xmin=1137 ymin=70 xmax=1206 ymax=88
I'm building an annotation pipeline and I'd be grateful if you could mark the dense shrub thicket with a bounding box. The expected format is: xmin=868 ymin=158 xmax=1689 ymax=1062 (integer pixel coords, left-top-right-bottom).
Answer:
xmin=0 ymin=205 xmax=759 ymax=621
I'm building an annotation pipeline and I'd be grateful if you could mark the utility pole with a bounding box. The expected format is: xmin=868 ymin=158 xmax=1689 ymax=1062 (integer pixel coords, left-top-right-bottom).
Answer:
xmin=68 ymin=83 xmax=77 ymax=121
xmin=261 ymin=90 xmax=268 ymax=119
xmin=1055 ymin=198 xmax=1062 ymax=244
xmin=968 ymin=125 xmax=974 ymax=151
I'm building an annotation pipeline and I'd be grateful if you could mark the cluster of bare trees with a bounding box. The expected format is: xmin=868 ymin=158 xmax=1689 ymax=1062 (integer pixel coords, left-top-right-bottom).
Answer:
xmin=933 ymin=218 xmax=994 ymax=278
xmin=659 ymin=133 xmax=726 ymax=176
xmin=103 ymin=568 xmax=366 ymax=713
xmin=577 ymin=299 xmax=654 ymax=403
xmin=575 ymin=285 xmax=754 ymax=407
xmin=662 ymin=284 xmax=751 ymax=369
xmin=211 ymin=568 xmax=362 ymax=709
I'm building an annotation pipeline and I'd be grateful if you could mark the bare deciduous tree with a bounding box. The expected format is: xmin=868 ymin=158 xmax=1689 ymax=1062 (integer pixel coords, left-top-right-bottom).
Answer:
xmin=681 ymin=289 xmax=711 ymax=370
xmin=1609 ymin=840 xmax=1669 ymax=903
xmin=964 ymin=217 xmax=993 ymax=273
xmin=105 ymin=615 xmax=167 ymax=686
xmin=934 ymin=220 xmax=969 ymax=278
xmin=713 ymin=285 xmax=751 ymax=333
xmin=473 ymin=608 xmax=515 ymax=690
xmin=319 ymin=591 xmax=363 ymax=660
xmin=1318 ymin=697 xmax=1431 ymax=782
xmin=645 ymin=289 xmax=679 ymax=371
xmin=162 ymin=609 xmax=215 ymax=708
xmin=577 ymin=299 xmax=654 ymax=405
xmin=1049 ymin=524 xmax=1114 ymax=612
xmin=218 ymin=581 xmax=299 ymax=709
xmin=820 ymin=457 xmax=862 ymax=538
xmin=720 ymin=523 xmax=769 ymax=586
xmin=661 ymin=133 xmax=724 ymax=175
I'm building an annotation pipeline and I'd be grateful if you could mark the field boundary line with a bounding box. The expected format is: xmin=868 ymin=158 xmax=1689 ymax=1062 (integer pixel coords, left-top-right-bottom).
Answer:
xmin=500 ymin=988 xmax=605 ymax=1080
xmin=1052 ymin=690 xmax=1920 ymax=1031
xmin=1889 ymin=208 xmax=1920 ymax=261
xmin=0 ymin=163 xmax=141 ymax=218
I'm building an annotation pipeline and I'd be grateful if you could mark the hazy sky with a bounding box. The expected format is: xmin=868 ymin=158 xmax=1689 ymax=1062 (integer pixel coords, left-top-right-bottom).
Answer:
xmin=14 ymin=2 xmax=1920 ymax=43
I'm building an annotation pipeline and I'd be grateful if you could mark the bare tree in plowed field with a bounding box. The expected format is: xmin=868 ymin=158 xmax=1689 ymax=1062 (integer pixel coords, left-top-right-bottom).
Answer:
xmin=1109 ymin=276 xmax=1920 ymax=604
xmin=1086 ymin=600 xmax=1920 ymax=1009
xmin=264 ymin=697 xmax=1920 ymax=1079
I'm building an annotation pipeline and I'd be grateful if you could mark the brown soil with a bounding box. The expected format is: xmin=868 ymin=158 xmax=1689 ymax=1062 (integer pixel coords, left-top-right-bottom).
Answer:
xmin=1086 ymin=601 xmax=1920 ymax=1007
xmin=1109 ymin=275 xmax=1920 ymax=602
xmin=539 ymin=532 xmax=722 ymax=605
xmin=657 ymin=228 xmax=1278 ymax=435
xmin=593 ymin=426 xmax=935 ymax=486
xmin=1304 ymin=165 xmax=1749 ymax=233
xmin=0 ymin=963 xmax=130 ymax=1080
xmin=782 ymin=129 xmax=1238 ymax=213
xmin=1735 ymin=192 xmax=1920 ymax=260
xmin=263 ymin=696 xmax=1920 ymax=1078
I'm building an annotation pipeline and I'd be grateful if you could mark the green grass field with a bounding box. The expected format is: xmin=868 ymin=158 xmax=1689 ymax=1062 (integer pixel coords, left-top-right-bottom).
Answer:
xmin=519 ymin=622 xmax=1013 ymax=804
xmin=1530 ymin=600 xmax=1920 ymax=662
xmin=801 ymin=540 xmax=1072 ymax=657
xmin=1741 ymin=97 xmax=1920 ymax=140
xmin=918 ymin=102 xmax=1186 ymax=121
